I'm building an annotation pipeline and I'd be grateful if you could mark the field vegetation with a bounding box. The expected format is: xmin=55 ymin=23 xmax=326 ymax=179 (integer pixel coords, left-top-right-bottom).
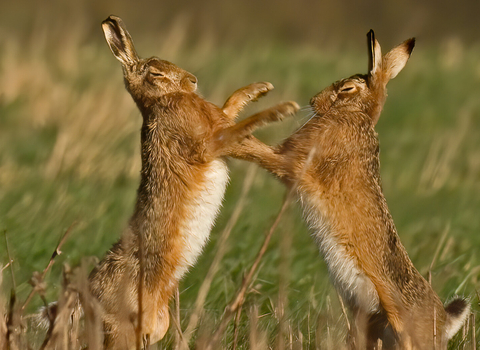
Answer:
xmin=1 ymin=4 xmax=480 ymax=349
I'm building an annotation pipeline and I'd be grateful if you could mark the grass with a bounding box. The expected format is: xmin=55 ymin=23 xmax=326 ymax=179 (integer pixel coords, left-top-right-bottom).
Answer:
xmin=1 ymin=16 xmax=479 ymax=349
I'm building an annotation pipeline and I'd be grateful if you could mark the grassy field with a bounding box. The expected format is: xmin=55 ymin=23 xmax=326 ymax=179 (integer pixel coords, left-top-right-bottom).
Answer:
xmin=1 ymin=16 xmax=480 ymax=349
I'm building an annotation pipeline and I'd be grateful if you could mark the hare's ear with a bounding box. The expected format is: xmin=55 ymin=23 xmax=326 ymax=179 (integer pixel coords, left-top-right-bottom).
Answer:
xmin=367 ymin=30 xmax=382 ymax=78
xmin=382 ymin=37 xmax=415 ymax=81
xmin=102 ymin=16 xmax=139 ymax=66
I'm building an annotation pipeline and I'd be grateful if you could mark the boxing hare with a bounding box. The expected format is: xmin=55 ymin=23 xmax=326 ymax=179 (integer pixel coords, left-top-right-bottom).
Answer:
xmin=91 ymin=15 xmax=299 ymax=349
xmin=238 ymin=30 xmax=469 ymax=349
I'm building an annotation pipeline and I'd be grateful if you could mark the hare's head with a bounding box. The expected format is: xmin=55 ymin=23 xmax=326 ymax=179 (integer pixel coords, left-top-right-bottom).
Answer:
xmin=102 ymin=16 xmax=197 ymax=103
xmin=311 ymin=30 xmax=415 ymax=124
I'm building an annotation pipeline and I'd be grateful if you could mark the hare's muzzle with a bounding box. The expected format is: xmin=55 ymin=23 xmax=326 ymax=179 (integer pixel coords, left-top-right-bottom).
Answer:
xmin=310 ymin=85 xmax=337 ymax=115
xmin=182 ymin=73 xmax=198 ymax=92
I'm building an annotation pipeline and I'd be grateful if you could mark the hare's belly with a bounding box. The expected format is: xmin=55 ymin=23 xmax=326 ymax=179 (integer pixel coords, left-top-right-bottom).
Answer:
xmin=302 ymin=196 xmax=380 ymax=313
xmin=175 ymin=159 xmax=229 ymax=280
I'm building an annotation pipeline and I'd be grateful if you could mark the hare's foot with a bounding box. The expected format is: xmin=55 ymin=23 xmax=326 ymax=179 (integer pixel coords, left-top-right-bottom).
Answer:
xmin=222 ymin=82 xmax=274 ymax=118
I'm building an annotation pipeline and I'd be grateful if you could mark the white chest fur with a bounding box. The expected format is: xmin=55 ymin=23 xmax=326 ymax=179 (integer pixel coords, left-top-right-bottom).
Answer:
xmin=301 ymin=195 xmax=380 ymax=313
xmin=175 ymin=159 xmax=229 ymax=280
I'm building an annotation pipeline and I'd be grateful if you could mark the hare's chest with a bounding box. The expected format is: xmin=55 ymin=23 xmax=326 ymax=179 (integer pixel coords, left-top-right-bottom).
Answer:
xmin=302 ymin=195 xmax=380 ymax=313
xmin=175 ymin=159 xmax=229 ymax=280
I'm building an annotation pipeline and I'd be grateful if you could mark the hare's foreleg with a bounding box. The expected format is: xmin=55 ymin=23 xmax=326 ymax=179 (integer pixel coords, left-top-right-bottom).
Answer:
xmin=221 ymin=101 xmax=298 ymax=142
xmin=210 ymin=101 xmax=298 ymax=157
xmin=229 ymin=138 xmax=290 ymax=180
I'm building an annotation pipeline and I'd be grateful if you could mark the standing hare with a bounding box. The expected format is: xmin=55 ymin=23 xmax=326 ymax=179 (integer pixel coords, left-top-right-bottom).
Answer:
xmin=237 ymin=31 xmax=469 ymax=349
xmin=92 ymin=15 xmax=299 ymax=349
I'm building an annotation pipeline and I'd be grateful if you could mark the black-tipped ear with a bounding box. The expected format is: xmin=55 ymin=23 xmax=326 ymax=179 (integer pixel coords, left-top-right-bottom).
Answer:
xmin=102 ymin=16 xmax=140 ymax=66
xmin=367 ymin=30 xmax=375 ymax=72
xmin=367 ymin=29 xmax=382 ymax=77
xmin=382 ymin=37 xmax=415 ymax=80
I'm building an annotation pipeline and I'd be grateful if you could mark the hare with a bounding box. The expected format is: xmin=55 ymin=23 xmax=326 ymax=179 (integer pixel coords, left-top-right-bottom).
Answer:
xmin=90 ymin=15 xmax=299 ymax=349
xmin=236 ymin=31 xmax=469 ymax=349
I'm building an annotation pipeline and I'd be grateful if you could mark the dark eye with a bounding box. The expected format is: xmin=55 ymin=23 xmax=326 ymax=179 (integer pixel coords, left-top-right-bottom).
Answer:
xmin=341 ymin=86 xmax=354 ymax=92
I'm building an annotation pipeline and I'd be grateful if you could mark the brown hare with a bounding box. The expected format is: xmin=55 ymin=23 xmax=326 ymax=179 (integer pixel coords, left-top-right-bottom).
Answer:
xmin=91 ymin=15 xmax=299 ymax=349
xmin=236 ymin=30 xmax=469 ymax=349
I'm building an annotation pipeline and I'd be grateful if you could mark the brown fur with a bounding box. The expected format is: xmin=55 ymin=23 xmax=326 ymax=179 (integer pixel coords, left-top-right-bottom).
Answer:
xmin=91 ymin=16 xmax=299 ymax=349
xmin=236 ymin=30 xmax=469 ymax=349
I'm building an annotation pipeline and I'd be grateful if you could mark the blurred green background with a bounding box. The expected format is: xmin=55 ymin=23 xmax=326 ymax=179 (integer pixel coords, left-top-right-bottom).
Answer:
xmin=1 ymin=0 xmax=479 ymax=348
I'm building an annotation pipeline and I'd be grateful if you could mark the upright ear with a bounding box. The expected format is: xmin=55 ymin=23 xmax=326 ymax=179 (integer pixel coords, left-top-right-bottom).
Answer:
xmin=102 ymin=16 xmax=140 ymax=66
xmin=367 ymin=30 xmax=383 ymax=78
xmin=382 ymin=37 xmax=415 ymax=81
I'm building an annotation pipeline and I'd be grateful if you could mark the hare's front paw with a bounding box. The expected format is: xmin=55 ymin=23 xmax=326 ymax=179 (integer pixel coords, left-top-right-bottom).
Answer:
xmin=270 ymin=101 xmax=300 ymax=122
xmin=245 ymin=81 xmax=274 ymax=101
xmin=222 ymin=82 xmax=274 ymax=118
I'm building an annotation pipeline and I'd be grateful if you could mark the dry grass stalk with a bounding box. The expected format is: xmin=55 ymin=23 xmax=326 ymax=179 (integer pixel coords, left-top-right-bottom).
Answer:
xmin=336 ymin=291 xmax=350 ymax=333
xmin=470 ymin=313 xmax=475 ymax=350
xmin=294 ymin=328 xmax=303 ymax=350
xmin=32 ymin=261 xmax=105 ymax=350
xmin=326 ymin=296 xmax=333 ymax=350
xmin=75 ymin=261 xmax=103 ymax=350
xmin=22 ymin=222 xmax=77 ymax=311
xmin=1 ymin=263 xmax=12 ymax=273
xmin=4 ymin=231 xmax=16 ymax=291
xmin=171 ymin=288 xmax=184 ymax=349
xmin=6 ymin=290 xmax=23 ymax=350
xmin=203 ymin=186 xmax=295 ymax=349
xmin=248 ymin=305 xmax=260 ymax=350
xmin=249 ymin=305 xmax=268 ymax=350
xmin=232 ymin=302 xmax=244 ymax=350
xmin=419 ymin=108 xmax=471 ymax=192
xmin=428 ymin=223 xmax=450 ymax=285
xmin=40 ymin=266 xmax=77 ymax=350
xmin=0 ymin=267 xmax=6 ymax=350
xmin=461 ymin=313 xmax=468 ymax=350
xmin=275 ymin=202 xmax=293 ymax=350
xmin=3 ymin=232 xmax=25 ymax=350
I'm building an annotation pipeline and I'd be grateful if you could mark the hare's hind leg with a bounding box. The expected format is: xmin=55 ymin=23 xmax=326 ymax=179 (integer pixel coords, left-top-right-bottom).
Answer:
xmin=349 ymin=309 xmax=399 ymax=350
xmin=222 ymin=82 xmax=274 ymax=118
xmin=366 ymin=312 xmax=397 ymax=350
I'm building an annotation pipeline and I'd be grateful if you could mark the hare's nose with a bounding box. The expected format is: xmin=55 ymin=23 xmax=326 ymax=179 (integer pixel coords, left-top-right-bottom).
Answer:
xmin=183 ymin=73 xmax=198 ymax=91
xmin=189 ymin=75 xmax=197 ymax=86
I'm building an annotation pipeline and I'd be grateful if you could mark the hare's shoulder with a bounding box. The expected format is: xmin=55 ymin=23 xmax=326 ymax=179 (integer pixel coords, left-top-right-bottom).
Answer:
xmin=166 ymin=92 xmax=227 ymax=121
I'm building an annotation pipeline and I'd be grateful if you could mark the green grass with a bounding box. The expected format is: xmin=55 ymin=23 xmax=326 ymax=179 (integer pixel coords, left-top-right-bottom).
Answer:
xmin=1 ymin=20 xmax=479 ymax=349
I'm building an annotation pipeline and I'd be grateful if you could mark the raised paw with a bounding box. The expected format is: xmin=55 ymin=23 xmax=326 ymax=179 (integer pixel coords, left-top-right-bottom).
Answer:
xmin=268 ymin=101 xmax=300 ymax=122
xmin=240 ymin=100 xmax=300 ymax=127
xmin=222 ymin=82 xmax=274 ymax=119
xmin=228 ymin=100 xmax=299 ymax=140
xmin=246 ymin=81 xmax=275 ymax=100
xmin=210 ymin=100 xmax=299 ymax=157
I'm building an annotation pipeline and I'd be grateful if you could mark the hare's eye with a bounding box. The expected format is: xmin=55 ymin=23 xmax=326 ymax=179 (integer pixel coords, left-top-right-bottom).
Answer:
xmin=340 ymin=83 xmax=356 ymax=93
xmin=149 ymin=71 xmax=164 ymax=77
